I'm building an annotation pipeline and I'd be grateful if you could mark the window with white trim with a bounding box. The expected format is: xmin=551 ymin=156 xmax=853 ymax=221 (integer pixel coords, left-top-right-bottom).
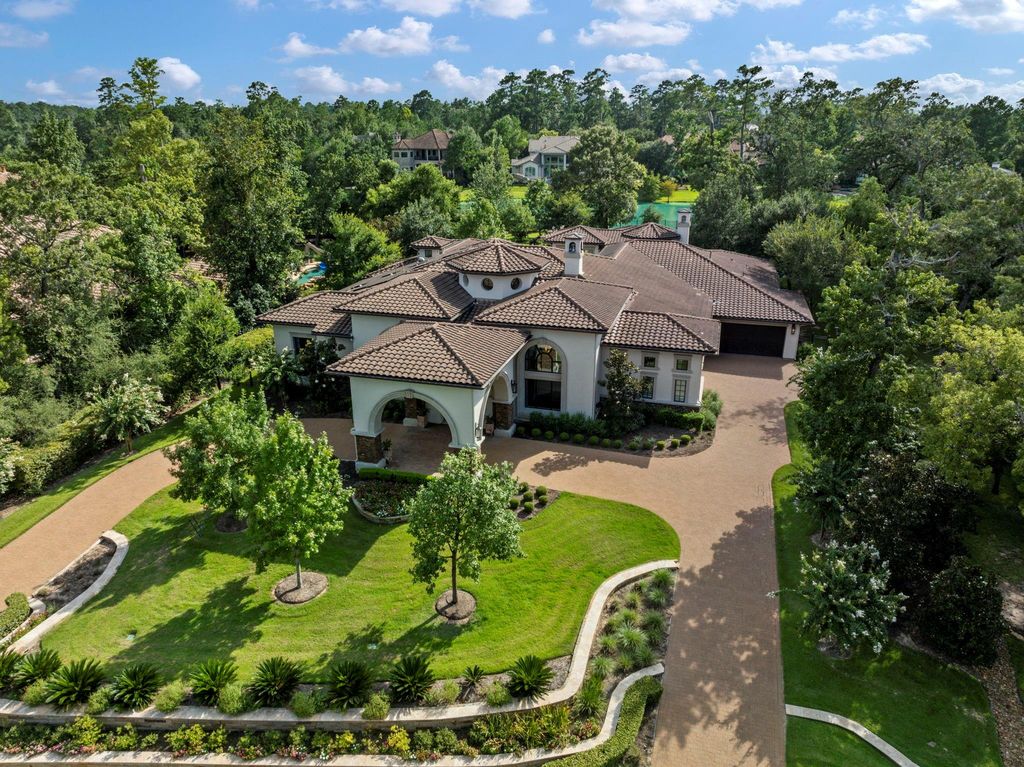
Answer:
xmin=674 ymin=356 xmax=690 ymax=371
xmin=642 ymin=354 xmax=658 ymax=369
xmin=673 ymin=378 xmax=688 ymax=403
xmin=640 ymin=376 xmax=655 ymax=400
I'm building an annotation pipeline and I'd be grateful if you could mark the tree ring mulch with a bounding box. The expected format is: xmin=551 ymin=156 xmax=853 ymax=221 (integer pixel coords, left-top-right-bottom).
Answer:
xmin=273 ymin=572 xmax=328 ymax=604
xmin=215 ymin=512 xmax=247 ymax=533
xmin=435 ymin=589 xmax=476 ymax=623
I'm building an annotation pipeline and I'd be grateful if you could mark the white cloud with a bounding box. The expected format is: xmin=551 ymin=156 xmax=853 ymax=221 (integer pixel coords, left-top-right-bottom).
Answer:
xmin=307 ymin=0 xmax=366 ymax=7
xmin=10 ymin=0 xmax=73 ymax=19
xmin=758 ymin=64 xmax=838 ymax=87
xmin=468 ymin=0 xmax=535 ymax=17
xmin=987 ymin=66 xmax=1014 ymax=76
xmin=537 ymin=28 xmax=555 ymax=43
xmin=919 ymin=71 xmax=1024 ymax=102
xmin=831 ymin=5 xmax=884 ymax=28
xmin=294 ymin=66 xmax=402 ymax=96
xmin=0 ymin=22 xmax=48 ymax=47
xmin=753 ymin=32 xmax=930 ymax=64
xmin=281 ymin=32 xmax=336 ymax=59
xmin=428 ymin=59 xmax=506 ymax=98
xmin=235 ymin=0 xmax=262 ymax=8
xmin=578 ymin=19 xmax=691 ymax=47
xmin=157 ymin=57 xmax=201 ymax=90
xmin=342 ymin=16 xmax=463 ymax=56
xmin=601 ymin=52 xmax=666 ymax=72
xmin=592 ymin=0 xmax=801 ymax=22
xmin=26 ymin=78 xmax=65 ymax=97
xmin=383 ymin=0 xmax=459 ymax=13
xmin=906 ymin=0 xmax=1024 ymax=32
xmin=635 ymin=66 xmax=697 ymax=85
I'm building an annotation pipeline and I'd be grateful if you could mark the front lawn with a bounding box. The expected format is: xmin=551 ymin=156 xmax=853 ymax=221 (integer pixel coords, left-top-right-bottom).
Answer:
xmin=42 ymin=488 xmax=678 ymax=680
xmin=786 ymin=718 xmax=896 ymax=767
xmin=777 ymin=402 xmax=1002 ymax=767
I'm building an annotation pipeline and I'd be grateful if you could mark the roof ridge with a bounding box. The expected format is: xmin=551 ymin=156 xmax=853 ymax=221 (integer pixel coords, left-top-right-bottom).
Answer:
xmin=557 ymin=280 xmax=622 ymax=329
xmin=339 ymin=322 xmax=432 ymax=363
xmin=431 ymin=324 xmax=483 ymax=386
xmin=682 ymin=244 xmax=811 ymax=321
xmin=664 ymin=314 xmax=717 ymax=351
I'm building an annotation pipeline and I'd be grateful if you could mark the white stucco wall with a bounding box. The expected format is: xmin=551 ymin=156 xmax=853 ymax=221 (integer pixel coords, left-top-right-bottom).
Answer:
xmin=350 ymin=314 xmax=403 ymax=350
xmin=458 ymin=272 xmax=537 ymax=301
xmin=517 ymin=330 xmax=602 ymax=418
xmin=349 ymin=376 xmax=482 ymax=449
xmin=270 ymin=325 xmax=351 ymax=356
xmin=597 ymin=348 xmax=705 ymax=407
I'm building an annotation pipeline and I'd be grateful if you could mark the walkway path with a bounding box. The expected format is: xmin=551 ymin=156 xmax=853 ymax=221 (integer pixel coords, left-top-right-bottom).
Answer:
xmin=0 ymin=451 xmax=176 ymax=598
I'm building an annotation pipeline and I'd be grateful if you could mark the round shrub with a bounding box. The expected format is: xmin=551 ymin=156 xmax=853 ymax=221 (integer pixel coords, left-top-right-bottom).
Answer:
xmin=613 ymin=439 xmax=623 ymax=449
xmin=21 ymin=678 xmax=49 ymax=706
xmin=217 ymin=682 xmax=252 ymax=715
xmin=669 ymin=438 xmax=680 ymax=449
xmin=189 ymin=659 xmax=237 ymax=706
xmin=680 ymin=434 xmax=692 ymax=445
xmin=627 ymin=439 xmax=641 ymax=451
xmin=918 ymin=557 xmax=1004 ymax=666
xmin=518 ymin=481 xmax=529 ymax=494
xmin=327 ymin=659 xmax=373 ymax=709
xmin=85 ymin=685 xmax=112 ymax=715
xmin=388 ymin=656 xmax=434 ymax=703
xmin=44 ymin=659 xmax=106 ymax=709
xmin=573 ymin=433 xmax=585 ymax=444
xmin=153 ymin=680 xmax=189 ymax=712
xmin=601 ymin=438 xmax=611 ymax=448
xmin=508 ymin=498 xmax=519 ymax=510
xmin=535 ymin=485 xmax=547 ymax=495
xmin=521 ymin=490 xmax=533 ymax=502
xmin=485 ymin=681 xmax=510 ymax=707
xmin=530 ymin=428 xmax=541 ymax=438
xmin=248 ymin=656 xmax=303 ymax=707
xmin=559 ymin=431 xmax=570 ymax=442
xmin=522 ymin=501 xmax=534 ymax=513
xmin=544 ymin=430 xmax=555 ymax=441
xmin=109 ymin=663 xmax=162 ymax=710
xmin=588 ymin=435 xmax=600 ymax=446
xmin=536 ymin=494 xmax=548 ymax=507
xmin=655 ymin=440 xmax=665 ymax=451
xmin=289 ymin=689 xmax=325 ymax=718
xmin=362 ymin=692 xmax=390 ymax=719
xmin=642 ymin=438 xmax=655 ymax=451
xmin=505 ymin=655 xmax=554 ymax=699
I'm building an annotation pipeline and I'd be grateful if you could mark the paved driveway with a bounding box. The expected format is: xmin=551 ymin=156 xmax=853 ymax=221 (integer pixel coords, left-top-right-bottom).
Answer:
xmin=482 ymin=354 xmax=794 ymax=767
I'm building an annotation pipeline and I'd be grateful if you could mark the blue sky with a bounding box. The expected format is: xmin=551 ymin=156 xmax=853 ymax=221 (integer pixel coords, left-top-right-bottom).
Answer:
xmin=1 ymin=0 xmax=1023 ymax=106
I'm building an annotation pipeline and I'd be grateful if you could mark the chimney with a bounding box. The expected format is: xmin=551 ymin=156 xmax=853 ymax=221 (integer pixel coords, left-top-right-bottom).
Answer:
xmin=676 ymin=209 xmax=692 ymax=245
xmin=563 ymin=234 xmax=584 ymax=277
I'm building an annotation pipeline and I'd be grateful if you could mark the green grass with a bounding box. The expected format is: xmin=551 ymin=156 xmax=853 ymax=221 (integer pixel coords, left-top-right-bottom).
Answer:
xmin=0 ymin=413 xmax=191 ymax=551
xmin=43 ymin=489 xmax=679 ymax=680
xmin=786 ymin=717 xmax=897 ymax=767
xmin=459 ymin=186 xmax=528 ymax=203
xmin=653 ymin=188 xmax=699 ymax=203
xmin=777 ymin=402 xmax=1002 ymax=767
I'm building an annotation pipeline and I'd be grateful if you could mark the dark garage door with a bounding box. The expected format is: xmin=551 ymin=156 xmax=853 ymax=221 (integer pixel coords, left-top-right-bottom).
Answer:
xmin=719 ymin=323 xmax=786 ymax=356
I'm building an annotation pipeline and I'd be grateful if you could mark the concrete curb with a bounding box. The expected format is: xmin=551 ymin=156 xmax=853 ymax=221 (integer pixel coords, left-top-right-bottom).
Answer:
xmin=350 ymin=496 xmax=408 ymax=525
xmin=10 ymin=530 xmax=129 ymax=654
xmin=785 ymin=704 xmax=919 ymax=767
xmin=0 ymin=560 xmax=677 ymax=731
xmin=0 ymin=597 xmax=44 ymax=647
xmin=0 ymin=665 xmax=663 ymax=767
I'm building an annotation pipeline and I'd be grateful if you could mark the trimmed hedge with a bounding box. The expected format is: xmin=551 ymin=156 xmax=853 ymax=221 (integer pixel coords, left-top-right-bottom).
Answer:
xmin=548 ymin=676 xmax=662 ymax=767
xmin=357 ymin=468 xmax=431 ymax=485
xmin=10 ymin=407 xmax=105 ymax=497
xmin=0 ymin=593 xmax=31 ymax=638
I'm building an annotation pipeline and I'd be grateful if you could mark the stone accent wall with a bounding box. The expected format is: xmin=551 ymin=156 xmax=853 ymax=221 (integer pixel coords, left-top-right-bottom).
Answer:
xmin=493 ymin=401 xmax=514 ymax=430
xmin=404 ymin=397 xmax=419 ymax=419
xmin=355 ymin=434 xmax=383 ymax=464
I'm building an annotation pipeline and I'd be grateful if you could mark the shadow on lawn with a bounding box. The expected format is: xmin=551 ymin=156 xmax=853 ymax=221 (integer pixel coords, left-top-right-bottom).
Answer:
xmin=653 ymin=504 xmax=785 ymax=766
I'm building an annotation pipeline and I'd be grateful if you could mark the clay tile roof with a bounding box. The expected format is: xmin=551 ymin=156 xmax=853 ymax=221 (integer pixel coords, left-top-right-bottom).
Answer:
xmin=543 ymin=225 xmax=620 ymax=246
xmin=393 ymin=129 xmax=450 ymax=151
xmin=628 ymin=240 xmax=814 ymax=324
xmin=335 ymin=271 xmax=472 ymax=321
xmin=618 ymin=222 xmax=680 ymax=240
xmin=256 ymin=291 xmax=353 ymax=337
xmin=605 ymin=311 xmax=720 ymax=354
xmin=475 ymin=278 xmax=633 ymax=331
xmin=411 ymin=235 xmax=454 ymax=249
xmin=329 ymin=321 xmax=528 ymax=387
xmin=448 ymin=239 xmax=548 ymax=275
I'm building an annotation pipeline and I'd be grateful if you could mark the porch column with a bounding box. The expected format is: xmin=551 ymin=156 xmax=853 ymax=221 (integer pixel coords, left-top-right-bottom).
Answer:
xmin=354 ymin=433 xmax=385 ymax=468
xmin=402 ymin=397 xmax=421 ymax=428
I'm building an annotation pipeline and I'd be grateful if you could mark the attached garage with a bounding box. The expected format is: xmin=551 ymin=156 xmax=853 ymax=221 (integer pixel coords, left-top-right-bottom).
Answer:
xmin=719 ymin=322 xmax=787 ymax=357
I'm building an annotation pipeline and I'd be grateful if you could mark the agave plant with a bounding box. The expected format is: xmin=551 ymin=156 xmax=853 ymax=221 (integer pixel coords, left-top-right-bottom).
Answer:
xmin=14 ymin=649 xmax=61 ymax=689
xmin=109 ymin=663 xmax=162 ymax=710
xmin=326 ymin=659 xmax=373 ymax=709
xmin=505 ymin=655 xmax=554 ymax=699
xmin=247 ymin=656 xmax=303 ymax=707
xmin=44 ymin=659 xmax=106 ymax=709
xmin=388 ymin=656 xmax=434 ymax=704
xmin=189 ymin=659 xmax=237 ymax=706
xmin=462 ymin=664 xmax=485 ymax=690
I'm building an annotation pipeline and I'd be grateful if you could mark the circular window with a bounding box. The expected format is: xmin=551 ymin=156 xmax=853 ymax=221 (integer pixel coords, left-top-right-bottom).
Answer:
xmin=510 ymin=277 xmax=522 ymax=290
xmin=482 ymin=277 xmax=494 ymax=291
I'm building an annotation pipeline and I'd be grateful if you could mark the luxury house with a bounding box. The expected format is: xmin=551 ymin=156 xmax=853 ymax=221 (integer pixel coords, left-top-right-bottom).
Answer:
xmin=258 ymin=212 xmax=813 ymax=466
xmin=510 ymin=136 xmax=579 ymax=182
xmin=391 ymin=129 xmax=451 ymax=174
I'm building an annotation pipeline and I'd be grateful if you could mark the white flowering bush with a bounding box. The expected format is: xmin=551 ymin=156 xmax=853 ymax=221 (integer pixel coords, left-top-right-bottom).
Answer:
xmin=799 ymin=540 xmax=905 ymax=656
xmin=0 ymin=437 xmax=15 ymax=498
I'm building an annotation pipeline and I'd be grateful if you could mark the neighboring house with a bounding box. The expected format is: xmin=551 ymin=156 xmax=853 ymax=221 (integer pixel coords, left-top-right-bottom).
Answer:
xmin=511 ymin=136 xmax=579 ymax=182
xmin=391 ymin=129 xmax=451 ymax=174
xmin=258 ymin=216 xmax=813 ymax=466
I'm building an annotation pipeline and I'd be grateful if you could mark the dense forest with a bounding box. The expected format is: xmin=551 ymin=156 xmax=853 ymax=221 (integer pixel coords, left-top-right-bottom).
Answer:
xmin=1 ymin=54 xmax=1022 ymax=604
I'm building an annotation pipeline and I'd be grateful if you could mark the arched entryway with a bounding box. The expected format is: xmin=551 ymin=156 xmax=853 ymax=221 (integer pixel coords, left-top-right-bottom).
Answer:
xmin=482 ymin=372 xmax=516 ymax=437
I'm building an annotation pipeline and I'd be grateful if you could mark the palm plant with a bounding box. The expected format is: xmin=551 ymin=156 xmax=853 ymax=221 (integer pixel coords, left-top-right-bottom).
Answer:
xmin=189 ymin=659 xmax=237 ymax=706
xmin=505 ymin=655 xmax=554 ymax=699
xmin=388 ymin=656 xmax=434 ymax=704
xmin=109 ymin=663 xmax=162 ymax=710
xmin=44 ymin=659 xmax=106 ymax=709
xmin=247 ymin=656 xmax=303 ymax=707
xmin=326 ymin=659 xmax=373 ymax=709
xmin=14 ymin=649 xmax=61 ymax=689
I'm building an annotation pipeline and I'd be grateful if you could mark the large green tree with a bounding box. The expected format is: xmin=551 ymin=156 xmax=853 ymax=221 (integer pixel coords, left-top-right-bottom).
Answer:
xmin=320 ymin=214 xmax=400 ymax=288
xmin=556 ymin=124 xmax=643 ymax=227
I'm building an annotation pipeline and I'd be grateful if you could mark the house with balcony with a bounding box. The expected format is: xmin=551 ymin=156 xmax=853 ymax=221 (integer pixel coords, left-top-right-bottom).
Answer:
xmin=391 ymin=129 xmax=451 ymax=174
xmin=258 ymin=213 xmax=812 ymax=466
xmin=511 ymin=136 xmax=579 ymax=182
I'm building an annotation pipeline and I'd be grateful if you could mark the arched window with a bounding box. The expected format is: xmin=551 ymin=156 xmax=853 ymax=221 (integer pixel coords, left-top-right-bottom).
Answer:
xmin=568 ymin=241 xmax=577 ymax=254
xmin=523 ymin=342 xmax=563 ymax=411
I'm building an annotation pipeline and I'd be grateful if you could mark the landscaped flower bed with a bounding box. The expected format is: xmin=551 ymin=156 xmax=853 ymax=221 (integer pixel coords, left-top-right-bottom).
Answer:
xmin=351 ymin=468 xmax=431 ymax=523
xmin=508 ymin=482 xmax=561 ymax=519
